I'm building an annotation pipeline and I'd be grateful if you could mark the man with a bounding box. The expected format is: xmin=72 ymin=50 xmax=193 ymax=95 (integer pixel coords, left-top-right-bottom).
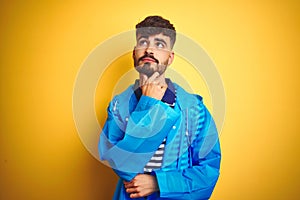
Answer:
xmin=99 ymin=16 xmax=221 ymax=200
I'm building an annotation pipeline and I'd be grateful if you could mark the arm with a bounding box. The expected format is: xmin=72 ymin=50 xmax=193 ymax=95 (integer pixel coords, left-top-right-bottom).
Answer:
xmin=154 ymin=105 xmax=221 ymax=199
xmin=99 ymin=94 xmax=180 ymax=181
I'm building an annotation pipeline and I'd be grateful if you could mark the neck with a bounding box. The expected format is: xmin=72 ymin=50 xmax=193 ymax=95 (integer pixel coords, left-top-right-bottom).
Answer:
xmin=139 ymin=73 xmax=166 ymax=86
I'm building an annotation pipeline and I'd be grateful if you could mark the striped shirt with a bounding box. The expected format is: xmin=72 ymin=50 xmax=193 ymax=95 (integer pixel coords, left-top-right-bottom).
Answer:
xmin=134 ymin=79 xmax=176 ymax=173
xmin=144 ymin=138 xmax=166 ymax=172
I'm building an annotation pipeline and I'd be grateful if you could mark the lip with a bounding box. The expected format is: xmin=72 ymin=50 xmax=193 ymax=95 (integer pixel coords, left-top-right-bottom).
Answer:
xmin=142 ymin=57 xmax=156 ymax=63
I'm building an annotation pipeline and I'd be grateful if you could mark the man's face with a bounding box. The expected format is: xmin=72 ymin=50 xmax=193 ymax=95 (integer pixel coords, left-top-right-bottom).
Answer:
xmin=133 ymin=33 xmax=174 ymax=77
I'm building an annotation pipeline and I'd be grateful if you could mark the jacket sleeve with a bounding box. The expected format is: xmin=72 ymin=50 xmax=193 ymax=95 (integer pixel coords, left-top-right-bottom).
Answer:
xmin=99 ymin=95 xmax=180 ymax=181
xmin=154 ymin=105 xmax=221 ymax=199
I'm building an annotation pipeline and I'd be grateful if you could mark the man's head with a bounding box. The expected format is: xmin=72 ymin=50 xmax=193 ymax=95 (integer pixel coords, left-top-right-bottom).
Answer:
xmin=136 ymin=16 xmax=176 ymax=48
xmin=133 ymin=16 xmax=176 ymax=77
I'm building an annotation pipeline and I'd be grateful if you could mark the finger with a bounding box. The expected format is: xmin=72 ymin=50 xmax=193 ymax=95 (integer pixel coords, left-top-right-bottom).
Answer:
xmin=141 ymin=84 xmax=147 ymax=94
xmin=123 ymin=183 xmax=129 ymax=188
xmin=130 ymin=192 xmax=143 ymax=198
xmin=140 ymin=74 xmax=148 ymax=86
xmin=126 ymin=187 xmax=139 ymax=194
xmin=124 ymin=182 xmax=135 ymax=188
xmin=161 ymin=83 xmax=168 ymax=89
xmin=145 ymin=72 xmax=160 ymax=84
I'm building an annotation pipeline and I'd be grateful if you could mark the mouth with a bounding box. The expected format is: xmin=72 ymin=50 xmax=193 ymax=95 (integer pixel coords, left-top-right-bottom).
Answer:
xmin=142 ymin=57 xmax=156 ymax=63
xmin=138 ymin=55 xmax=159 ymax=64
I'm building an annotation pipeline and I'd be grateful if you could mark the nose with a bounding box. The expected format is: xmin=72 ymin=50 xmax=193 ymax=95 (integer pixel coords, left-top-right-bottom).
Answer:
xmin=145 ymin=45 xmax=154 ymax=55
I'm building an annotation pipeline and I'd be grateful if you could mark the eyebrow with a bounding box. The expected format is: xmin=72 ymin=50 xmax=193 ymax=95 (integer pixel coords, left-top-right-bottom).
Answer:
xmin=137 ymin=36 xmax=168 ymax=47
xmin=137 ymin=35 xmax=149 ymax=41
xmin=154 ymin=38 xmax=167 ymax=47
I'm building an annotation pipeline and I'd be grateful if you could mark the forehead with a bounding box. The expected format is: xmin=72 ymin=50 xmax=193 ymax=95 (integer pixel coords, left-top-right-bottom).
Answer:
xmin=136 ymin=33 xmax=171 ymax=44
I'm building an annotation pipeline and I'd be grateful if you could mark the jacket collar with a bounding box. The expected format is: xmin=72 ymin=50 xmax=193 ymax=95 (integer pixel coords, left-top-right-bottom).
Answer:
xmin=133 ymin=78 xmax=176 ymax=107
xmin=127 ymin=80 xmax=202 ymax=111
xmin=172 ymin=83 xmax=202 ymax=111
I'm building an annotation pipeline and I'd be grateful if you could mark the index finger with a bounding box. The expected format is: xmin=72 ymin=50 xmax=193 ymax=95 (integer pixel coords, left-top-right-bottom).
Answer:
xmin=145 ymin=72 xmax=160 ymax=84
xmin=140 ymin=74 xmax=148 ymax=86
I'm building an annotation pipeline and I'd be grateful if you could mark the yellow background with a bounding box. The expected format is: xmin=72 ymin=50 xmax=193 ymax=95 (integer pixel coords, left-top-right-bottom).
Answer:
xmin=1 ymin=0 xmax=299 ymax=199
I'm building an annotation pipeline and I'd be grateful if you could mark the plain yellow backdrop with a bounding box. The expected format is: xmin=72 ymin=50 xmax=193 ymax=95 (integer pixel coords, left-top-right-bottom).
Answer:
xmin=1 ymin=1 xmax=299 ymax=199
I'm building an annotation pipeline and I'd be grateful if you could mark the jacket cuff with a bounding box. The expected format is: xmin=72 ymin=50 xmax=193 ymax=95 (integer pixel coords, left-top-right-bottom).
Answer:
xmin=154 ymin=170 xmax=186 ymax=196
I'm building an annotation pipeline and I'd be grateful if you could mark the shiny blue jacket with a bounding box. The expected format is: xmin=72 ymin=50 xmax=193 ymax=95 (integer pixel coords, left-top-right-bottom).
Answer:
xmin=99 ymin=82 xmax=221 ymax=200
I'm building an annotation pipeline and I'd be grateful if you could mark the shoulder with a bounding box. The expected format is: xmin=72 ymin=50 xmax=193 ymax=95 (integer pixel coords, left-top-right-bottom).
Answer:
xmin=173 ymin=82 xmax=204 ymax=109
xmin=108 ymin=85 xmax=136 ymax=117
xmin=109 ymin=85 xmax=135 ymax=106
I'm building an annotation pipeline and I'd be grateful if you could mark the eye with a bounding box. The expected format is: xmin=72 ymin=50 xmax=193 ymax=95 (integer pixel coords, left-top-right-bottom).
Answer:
xmin=156 ymin=42 xmax=165 ymax=48
xmin=138 ymin=39 xmax=148 ymax=47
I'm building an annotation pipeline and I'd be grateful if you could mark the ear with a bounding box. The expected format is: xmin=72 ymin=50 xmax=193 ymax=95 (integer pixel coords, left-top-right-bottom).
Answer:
xmin=167 ymin=51 xmax=175 ymax=66
xmin=132 ymin=47 xmax=136 ymax=58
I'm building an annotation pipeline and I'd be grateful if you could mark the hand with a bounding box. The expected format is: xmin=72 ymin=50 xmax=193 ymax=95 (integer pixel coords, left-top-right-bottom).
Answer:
xmin=140 ymin=72 xmax=167 ymax=100
xmin=123 ymin=174 xmax=159 ymax=198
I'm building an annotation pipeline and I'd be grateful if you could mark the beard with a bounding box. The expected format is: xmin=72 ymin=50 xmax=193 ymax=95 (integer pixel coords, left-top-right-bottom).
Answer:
xmin=134 ymin=55 xmax=168 ymax=77
xmin=135 ymin=62 xmax=168 ymax=77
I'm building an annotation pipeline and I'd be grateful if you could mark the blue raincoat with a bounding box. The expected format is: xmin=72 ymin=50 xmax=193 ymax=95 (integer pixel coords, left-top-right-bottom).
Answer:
xmin=99 ymin=82 xmax=221 ymax=200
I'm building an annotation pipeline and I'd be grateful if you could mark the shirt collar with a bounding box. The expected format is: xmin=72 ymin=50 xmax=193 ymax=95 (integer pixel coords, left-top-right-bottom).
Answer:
xmin=133 ymin=78 xmax=176 ymax=107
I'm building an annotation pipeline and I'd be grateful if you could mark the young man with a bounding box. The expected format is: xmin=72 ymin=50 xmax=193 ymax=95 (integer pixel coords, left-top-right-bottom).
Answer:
xmin=99 ymin=16 xmax=221 ymax=200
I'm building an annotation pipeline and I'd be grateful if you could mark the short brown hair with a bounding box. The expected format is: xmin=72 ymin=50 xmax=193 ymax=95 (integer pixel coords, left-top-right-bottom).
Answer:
xmin=136 ymin=16 xmax=176 ymax=48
